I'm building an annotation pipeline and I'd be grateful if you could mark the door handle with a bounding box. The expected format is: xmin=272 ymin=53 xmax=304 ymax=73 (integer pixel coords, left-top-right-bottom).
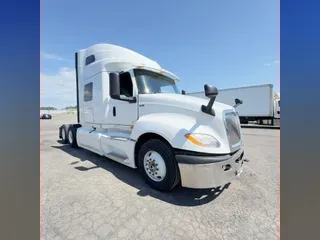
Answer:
xmin=113 ymin=106 xmax=116 ymax=116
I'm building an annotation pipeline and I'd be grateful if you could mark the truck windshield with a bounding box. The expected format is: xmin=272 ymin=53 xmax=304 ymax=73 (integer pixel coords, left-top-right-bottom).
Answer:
xmin=134 ymin=69 xmax=179 ymax=94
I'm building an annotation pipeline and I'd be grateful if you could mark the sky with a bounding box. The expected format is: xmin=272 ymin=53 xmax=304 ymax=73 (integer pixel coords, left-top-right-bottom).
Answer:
xmin=41 ymin=0 xmax=279 ymax=109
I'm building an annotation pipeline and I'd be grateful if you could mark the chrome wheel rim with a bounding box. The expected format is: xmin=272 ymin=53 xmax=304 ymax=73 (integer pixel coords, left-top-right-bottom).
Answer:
xmin=143 ymin=150 xmax=166 ymax=182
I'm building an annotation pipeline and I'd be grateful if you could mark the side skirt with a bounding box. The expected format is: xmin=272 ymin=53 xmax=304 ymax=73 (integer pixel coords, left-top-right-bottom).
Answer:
xmin=76 ymin=127 xmax=137 ymax=168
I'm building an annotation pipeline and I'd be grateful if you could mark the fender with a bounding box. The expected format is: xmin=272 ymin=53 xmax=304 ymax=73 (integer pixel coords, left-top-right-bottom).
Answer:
xmin=131 ymin=113 xmax=231 ymax=154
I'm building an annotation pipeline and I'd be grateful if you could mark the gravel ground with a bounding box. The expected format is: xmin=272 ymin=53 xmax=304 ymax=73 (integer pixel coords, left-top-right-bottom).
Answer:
xmin=40 ymin=116 xmax=280 ymax=240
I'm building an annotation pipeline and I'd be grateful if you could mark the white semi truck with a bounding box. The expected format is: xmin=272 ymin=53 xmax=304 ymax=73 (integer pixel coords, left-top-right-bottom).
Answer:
xmin=59 ymin=44 xmax=246 ymax=191
xmin=187 ymin=84 xmax=280 ymax=126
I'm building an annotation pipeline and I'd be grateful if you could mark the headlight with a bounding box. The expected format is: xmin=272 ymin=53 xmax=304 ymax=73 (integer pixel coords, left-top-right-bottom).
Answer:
xmin=184 ymin=133 xmax=220 ymax=148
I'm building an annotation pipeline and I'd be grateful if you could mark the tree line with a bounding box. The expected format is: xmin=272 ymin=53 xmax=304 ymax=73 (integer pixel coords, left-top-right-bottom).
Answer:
xmin=40 ymin=106 xmax=77 ymax=110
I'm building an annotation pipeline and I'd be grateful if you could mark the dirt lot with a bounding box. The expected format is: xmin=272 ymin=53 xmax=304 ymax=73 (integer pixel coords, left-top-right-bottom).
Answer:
xmin=40 ymin=116 xmax=280 ymax=240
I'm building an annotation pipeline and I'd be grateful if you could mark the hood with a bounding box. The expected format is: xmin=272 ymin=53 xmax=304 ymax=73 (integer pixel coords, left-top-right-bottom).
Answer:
xmin=137 ymin=93 xmax=241 ymax=154
xmin=138 ymin=93 xmax=233 ymax=116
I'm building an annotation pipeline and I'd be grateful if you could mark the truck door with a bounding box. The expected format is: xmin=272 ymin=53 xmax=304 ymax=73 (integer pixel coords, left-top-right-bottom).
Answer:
xmin=108 ymin=71 xmax=138 ymax=126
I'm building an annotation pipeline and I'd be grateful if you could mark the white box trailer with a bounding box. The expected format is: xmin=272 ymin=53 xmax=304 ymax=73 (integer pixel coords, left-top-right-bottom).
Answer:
xmin=187 ymin=84 xmax=280 ymax=125
xmin=58 ymin=44 xmax=247 ymax=191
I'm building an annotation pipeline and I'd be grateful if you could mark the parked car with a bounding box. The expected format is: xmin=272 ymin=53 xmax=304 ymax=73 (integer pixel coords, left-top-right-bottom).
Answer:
xmin=40 ymin=114 xmax=52 ymax=119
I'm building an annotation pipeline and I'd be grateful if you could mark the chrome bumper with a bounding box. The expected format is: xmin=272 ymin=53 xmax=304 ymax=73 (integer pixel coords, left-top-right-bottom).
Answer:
xmin=176 ymin=148 xmax=244 ymax=189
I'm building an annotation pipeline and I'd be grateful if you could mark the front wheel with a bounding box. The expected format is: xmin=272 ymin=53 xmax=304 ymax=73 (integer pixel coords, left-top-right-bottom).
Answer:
xmin=138 ymin=139 xmax=180 ymax=191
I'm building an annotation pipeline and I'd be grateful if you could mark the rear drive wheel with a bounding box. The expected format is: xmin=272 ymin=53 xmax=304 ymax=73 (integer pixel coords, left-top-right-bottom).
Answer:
xmin=138 ymin=139 xmax=180 ymax=191
xmin=68 ymin=125 xmax=79 ymax=148
xmin=61 ymin=126 xmax=68 ymax=144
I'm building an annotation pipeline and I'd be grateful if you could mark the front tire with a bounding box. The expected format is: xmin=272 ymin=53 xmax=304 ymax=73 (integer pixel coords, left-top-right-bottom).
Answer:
xmin=138 ymin=139 xmax=180 ymax=191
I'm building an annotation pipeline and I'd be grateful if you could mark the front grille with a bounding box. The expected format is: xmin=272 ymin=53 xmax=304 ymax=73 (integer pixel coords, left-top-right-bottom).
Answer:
xmin=224 ymin=111 xmax=241 ymax=150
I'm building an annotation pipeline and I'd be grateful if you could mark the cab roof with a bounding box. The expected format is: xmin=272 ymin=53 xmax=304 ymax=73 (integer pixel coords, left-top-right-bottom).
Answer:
xmin=77 ymin=44 xmax=179 ymax=81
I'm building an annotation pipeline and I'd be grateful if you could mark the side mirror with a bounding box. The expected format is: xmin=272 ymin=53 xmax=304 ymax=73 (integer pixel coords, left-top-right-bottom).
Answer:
xmin=204 ymin=84 xmax=218 ymax=99
xmin=201 ymin=84 xmax=219 ymax=116
xmin=109 ymin=72 xmax=136 ymax=103
xmin=181 ymin=90 xmax=186 ymax=95
xmin=235 ymin=98 xmax=243 ymax=105
xmin=234 ymin=98 xmax=243 ymax=108
xmin=109 ymin=72 xmax=120 ymax=98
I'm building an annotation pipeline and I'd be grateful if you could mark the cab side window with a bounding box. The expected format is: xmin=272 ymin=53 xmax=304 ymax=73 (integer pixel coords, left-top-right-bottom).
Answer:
xmin=84 ymin=82 xmax=93 ymax=102
xmin=119 ymin=72 xmax=133 ymax=97
xmin=85 ymin=55 xmax=95 ymax=66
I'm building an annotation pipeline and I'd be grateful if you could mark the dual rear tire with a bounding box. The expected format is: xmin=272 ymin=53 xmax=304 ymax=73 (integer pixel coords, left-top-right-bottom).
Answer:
xmin=60 ymin=124 xmax=80 ymax=148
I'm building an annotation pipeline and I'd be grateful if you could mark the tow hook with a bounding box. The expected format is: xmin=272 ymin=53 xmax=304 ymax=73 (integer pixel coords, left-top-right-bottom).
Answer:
xmin=235 ymin=169 xmax=243 ymax=177
xmin=236 ymin=158 xmax=249 ymax=164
